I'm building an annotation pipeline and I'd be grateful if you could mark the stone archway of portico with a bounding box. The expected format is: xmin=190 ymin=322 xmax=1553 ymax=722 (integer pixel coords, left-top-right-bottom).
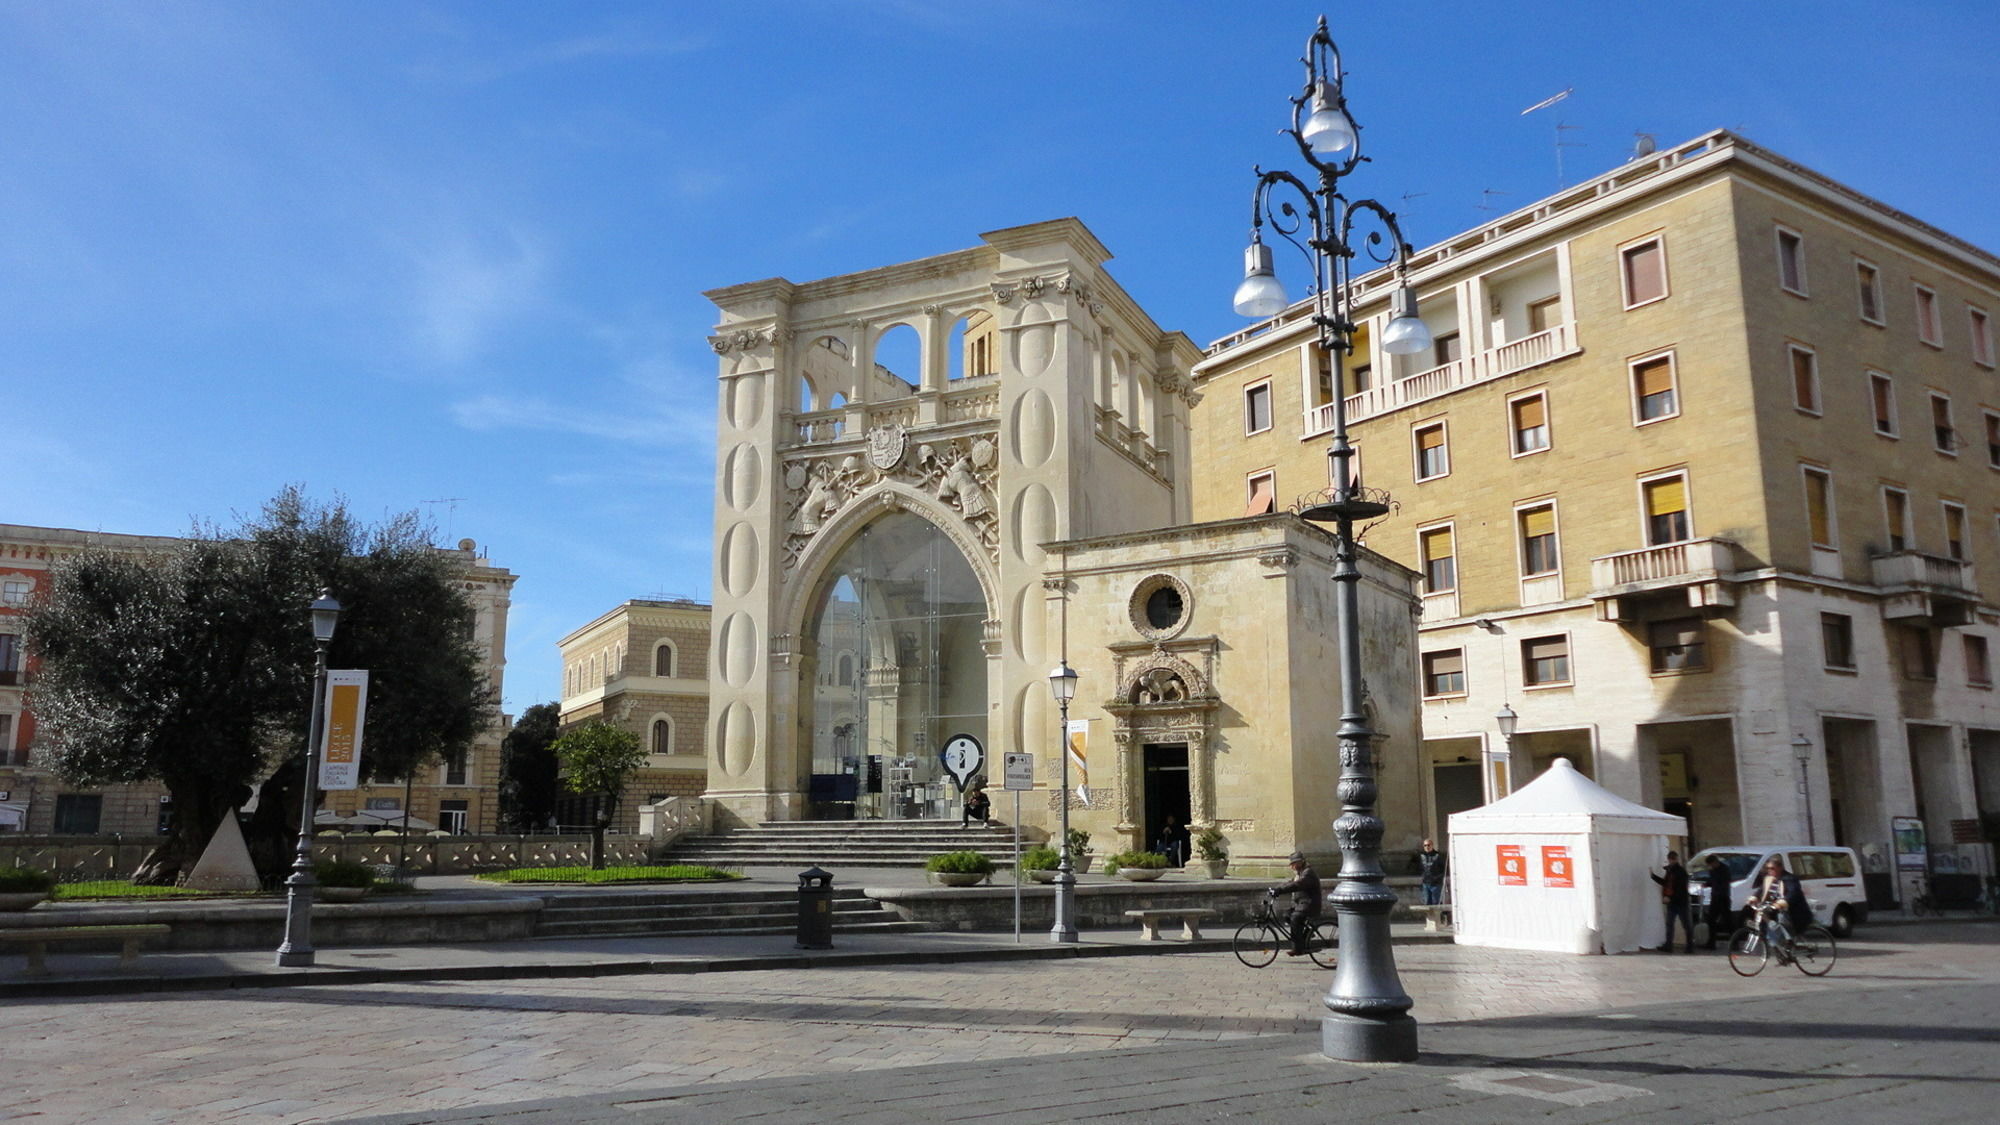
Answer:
xmin=1104 ymin=650 xmax=1220 ymax=848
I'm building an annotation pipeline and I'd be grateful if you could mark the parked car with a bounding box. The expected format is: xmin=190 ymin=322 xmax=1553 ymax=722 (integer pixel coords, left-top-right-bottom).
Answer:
xmin=1687 ymin=845 xmax=1868 ymax=937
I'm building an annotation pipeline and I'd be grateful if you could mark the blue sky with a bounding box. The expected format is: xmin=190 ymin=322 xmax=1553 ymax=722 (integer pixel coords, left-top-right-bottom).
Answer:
xmin=8 ymin=1 xmax=1998 ymax=715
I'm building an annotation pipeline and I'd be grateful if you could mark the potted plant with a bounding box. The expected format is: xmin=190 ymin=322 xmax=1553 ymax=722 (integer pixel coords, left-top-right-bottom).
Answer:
xmin=313 ymin=857 xmax=378 ymax=903
xmin=1020 ymin=845 xmax=1060 ymax=883
xmin=0 ymin=866 xmax=55 ymax=911
xmin=1106 ymin=850 xmax=1170 ymax=881
xmin=924 ymin=850 xmax=995 ymax=887
xmin=1066 ymin=827 xmax=1094 ymax=874
xmin=1194 ymin=827 xmax=1229 ymax=879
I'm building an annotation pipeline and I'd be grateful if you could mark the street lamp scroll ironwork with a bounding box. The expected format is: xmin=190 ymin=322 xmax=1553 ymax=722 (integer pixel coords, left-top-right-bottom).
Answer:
xmin=1231 ymin=15 xmax=1422 ymax=1063
xmin=276 ymin=589 xmax=341 ymax=968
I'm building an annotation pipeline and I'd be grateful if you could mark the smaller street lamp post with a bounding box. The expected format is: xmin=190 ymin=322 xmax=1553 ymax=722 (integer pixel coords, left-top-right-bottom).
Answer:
xmin=276 ymin=590 xmax=342 ymax=968
xmin=1792 ymin=733 xmax=1815 ymax=844
xmin=1048 ymin=662 xmax=1079 ymax=943
xmin=1493 ymin=704 xmax=1519 ymax=801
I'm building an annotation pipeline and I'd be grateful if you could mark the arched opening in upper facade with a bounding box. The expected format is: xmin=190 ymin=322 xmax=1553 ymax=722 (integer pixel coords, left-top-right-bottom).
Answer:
xmin=948 ymin=310 xmax=998 ymax=381
xmin=800 ymin=509 xmax=988 ymax=820
xmin=870 ymin=323 xmax=921 ymax=398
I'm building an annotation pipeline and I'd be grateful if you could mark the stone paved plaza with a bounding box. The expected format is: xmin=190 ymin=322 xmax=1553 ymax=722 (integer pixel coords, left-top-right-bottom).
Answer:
xmin=3 ymin=923 xmax=1995 ymax=1123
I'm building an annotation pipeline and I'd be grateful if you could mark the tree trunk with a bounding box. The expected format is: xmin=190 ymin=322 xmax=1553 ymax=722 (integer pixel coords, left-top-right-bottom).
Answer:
xmin=244 ymin=755 xmax=311 ymax=887
xmin=129 ymin=785 xmax=241 ymax=886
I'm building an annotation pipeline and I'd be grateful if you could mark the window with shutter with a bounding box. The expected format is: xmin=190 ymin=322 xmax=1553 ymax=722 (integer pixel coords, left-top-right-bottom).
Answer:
xmin=1632 ymin=355 xmax=1678 ymax=422
xmin=1622 ymin=239 xmax=1666 ymax=307
xmin=1802 ymin=467 xmax=1835 ymax=548
xmin=1414 ymin=423 xmax=1449 ymax=480
xmin=1522 ymin=635 xmax=1571 ymax=686
xmin=1790 ymin=345 xmax=1819 ymax=414
xmin=1649 ymin=617 xmax=1708 ymax=673
xmin=1643 ymin=476 xmax=1690 ymax=545
xmin=1419 ymin=526 xmax=1456 ymax=593
xmin=1422 ymin=649 xmax=1466 ymax=697
xmin=1511 ymin=393 xmax=1550 ymax=454
xmin=1519 ymin=505 xmax=1558 ymax=576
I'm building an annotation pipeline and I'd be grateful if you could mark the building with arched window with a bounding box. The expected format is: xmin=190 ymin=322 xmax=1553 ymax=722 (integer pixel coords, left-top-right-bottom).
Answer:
xmin=557 ymin=597 xmax=711 ymax=832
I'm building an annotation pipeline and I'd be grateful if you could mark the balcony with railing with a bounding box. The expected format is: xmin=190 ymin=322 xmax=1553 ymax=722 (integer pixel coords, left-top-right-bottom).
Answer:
xmin=1305 ymin=321 xmax=1580 ymax=434
xmin=1589 ymin=537 xmax=1741 ymax=622
xmin=1871 ymin=550 xmax=1979 ymax=626
xmin=787 ymin=377 xmax=1001 ymax=449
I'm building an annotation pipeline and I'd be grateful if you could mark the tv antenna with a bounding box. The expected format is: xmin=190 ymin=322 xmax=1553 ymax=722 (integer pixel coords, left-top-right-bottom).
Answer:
xmin=422 ymin=497 xmax=467 ymax=544
xmin=1521 ymin=87 xmax=1582 ymax=187
xmin=1477 ymin=188 xmax=1511 ymax=214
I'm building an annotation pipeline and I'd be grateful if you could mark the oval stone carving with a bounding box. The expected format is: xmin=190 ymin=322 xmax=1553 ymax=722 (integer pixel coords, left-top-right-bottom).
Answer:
xmin=721 ymin=443 xmax=762 ymax=512
xmin=1009 ymin=387 xmax=1056 ymax=469
xmin=1010 ymin=303 xmax=1055 ymax=378
xmin=1009 ymin=482 xmax=1058 ymax=566
xmin=719 ymin=522 xmax=760 ymax=597
xmin=1011 ymin=582 xmax=1044 ymax=664
xmin=717 ymin=611 xmax=759 ymax=687
xmin=717 ymin=700 xmax=757 ymax=777
xmin=726 ymin=373 xmax=764 ymax=430
xmin=1011 ymin=682 xmax=1043 ymax=758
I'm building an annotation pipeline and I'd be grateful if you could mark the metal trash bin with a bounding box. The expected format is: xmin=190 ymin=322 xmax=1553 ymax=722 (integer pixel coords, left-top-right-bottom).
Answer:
xmin=796 ymin=866 xmax=834 ymax=949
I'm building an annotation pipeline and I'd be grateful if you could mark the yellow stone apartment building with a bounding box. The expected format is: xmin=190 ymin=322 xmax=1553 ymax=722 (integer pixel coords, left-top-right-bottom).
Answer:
xmin=556 ymin=598 xmax=712 ymax=833
xmin=1193 ymin=131 xmax=2000 ymax=892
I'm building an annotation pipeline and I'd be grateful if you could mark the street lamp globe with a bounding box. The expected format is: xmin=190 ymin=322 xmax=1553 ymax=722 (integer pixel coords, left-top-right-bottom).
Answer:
xmin=310 ymin=590 xmax=343 ymax=643
xmin=1301 ymin=81 xmax=1356 ymax=156
xmin=1379 ymin=286 xmax=1432 ymax=355
xmin=1791 ymin=733 xmax=1813 ymax=762
xmin=1495 ymin=704 xmax=1519 ymax=742
xmin=1233 ymin=239 xmax=1289 ymax=318
xmin=1047 ymin=661 xmax=1078 ymax=704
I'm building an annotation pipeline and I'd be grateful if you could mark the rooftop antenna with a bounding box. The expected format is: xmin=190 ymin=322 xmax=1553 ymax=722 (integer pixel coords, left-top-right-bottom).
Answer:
xmin=1554 ymin=123 xmax=1586 ymax=188
xmin=1477 ymin=188 xmax=1511 ymax=214
xmin=422 ymin=498 xmax=466 ymax=544
xmin=1520 ymin=87 xmax=1576 ymax=188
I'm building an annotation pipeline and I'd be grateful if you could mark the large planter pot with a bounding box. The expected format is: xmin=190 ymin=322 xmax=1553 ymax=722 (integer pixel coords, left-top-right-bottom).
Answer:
xmin=1117 ymin=867 xmax=1166 ymax=882
xmin=1199 ymin=860 xmax=1229 ymax=879
xmin=316 ymin=886 xmax=373 ymax=904
xmin=1074 ymin=856 xmax=1094 ymax=874
xmin=933 ymin=872 xmax=986 ymax=887
xmin=1027 ymin=869 xmax=1058 ymax=884
xmin=0 ymin=891 xmax=49 ymax=912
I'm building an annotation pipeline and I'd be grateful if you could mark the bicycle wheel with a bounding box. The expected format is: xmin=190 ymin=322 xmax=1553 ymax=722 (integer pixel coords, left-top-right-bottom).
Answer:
xmin=1791 ymin=925 xmax=1836 ymax=976
xmin=1726 ymin=927 xmax=1767 ymax=977
xmin=1307 ymin=919 xmax=1339 ymax=968
xmin=1233 ymin=921 xmax=1281 ymax=968
xmin=1912 ymin=895 xmax=1936 ymax=918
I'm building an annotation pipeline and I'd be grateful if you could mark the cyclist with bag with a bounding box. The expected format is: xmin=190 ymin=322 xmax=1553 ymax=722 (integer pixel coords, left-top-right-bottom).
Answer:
xmin=1269 ymin=851 xmax=1322 ymax=957
xmin=1748 ymin=855 xmax=1812 ymax=959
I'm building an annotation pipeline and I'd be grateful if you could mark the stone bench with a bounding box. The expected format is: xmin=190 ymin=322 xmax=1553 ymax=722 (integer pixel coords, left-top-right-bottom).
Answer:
xmin=1123 ymin=908 xmax=1216 ymax=941
xmin=0 ymin=924 xmax=172 ymax=975
xmin=1410 ymin=904 xmax=1452 ymax=932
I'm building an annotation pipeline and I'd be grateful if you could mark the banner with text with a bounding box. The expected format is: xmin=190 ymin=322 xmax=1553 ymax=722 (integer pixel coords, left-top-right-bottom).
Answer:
xmin=317 ymin=670 xmax=370 ymax=791
xmin=1067 ymin=719 xmax=1090 ymax=806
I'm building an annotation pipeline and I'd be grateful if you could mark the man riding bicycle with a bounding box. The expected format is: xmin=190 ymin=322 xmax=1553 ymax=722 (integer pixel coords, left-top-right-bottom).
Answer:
xmin=1269 ymin=851 xmax=1322 ymax=957
xmin=1748 ymin=855 xmax=1813 ymax=960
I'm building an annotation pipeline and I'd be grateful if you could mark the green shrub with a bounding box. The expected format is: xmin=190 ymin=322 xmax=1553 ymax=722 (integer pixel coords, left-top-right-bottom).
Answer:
xmin=313 ymin=858 xmax=378 ymax=889
xmin=1193 ymin=827 xmax=1227 ymax=861
xmin=1065 ymin=827 xmax=1091 ymax=855
xmin=1105 ymin=850 xmax=1170 ymax=870
xmin=924 ymin=850 xmax=996 ymax=876
xmin=0 ymin=866 xmax=55 ymax=894
xmin=1020 ymin=845 xmax=1060 ymax=872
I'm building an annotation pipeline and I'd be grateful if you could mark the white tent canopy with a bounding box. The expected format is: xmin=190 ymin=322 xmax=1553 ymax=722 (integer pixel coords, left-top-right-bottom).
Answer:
xmin=1447 ymin=757 xmax=1686 ymax=955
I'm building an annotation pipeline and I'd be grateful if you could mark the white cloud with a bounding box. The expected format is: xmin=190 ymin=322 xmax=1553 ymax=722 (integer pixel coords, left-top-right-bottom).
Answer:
xmin=410 ymin=231 xmax=548 ymax=367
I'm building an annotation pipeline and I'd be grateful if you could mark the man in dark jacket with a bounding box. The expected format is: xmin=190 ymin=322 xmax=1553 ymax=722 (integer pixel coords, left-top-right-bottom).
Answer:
xmin=1417 ymin=839 xmax=1448 ymax=905
xmin=1270 ymin=851 xmax=1322 ymax=956
xmin=1701 ymin=855 xmax=1733 ymax=950
xmin=1650 ymin=850 xmax=1694 ymax=953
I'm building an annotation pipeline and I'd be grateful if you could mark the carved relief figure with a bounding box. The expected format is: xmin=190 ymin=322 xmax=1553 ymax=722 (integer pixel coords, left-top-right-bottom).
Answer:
xmin=937 ymin=454 xmax=992 ymax=521
xmin=782 ymin=434 xmax=1001 ymax=572
xmin=1135 ymin=668 xmax=1189 ymax=705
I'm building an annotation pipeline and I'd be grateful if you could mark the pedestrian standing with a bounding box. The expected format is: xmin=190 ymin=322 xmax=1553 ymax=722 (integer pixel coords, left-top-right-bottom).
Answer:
xmin=1651 ymin=850 xmax=1694 ymax=953
xmin=1701 ymin=855 xmax=1732 ymax=950
xmin=1156 ymin=814 xmax=1190 ymax=867
xmin=1417 ymin=838 xmax=1448 ymax=906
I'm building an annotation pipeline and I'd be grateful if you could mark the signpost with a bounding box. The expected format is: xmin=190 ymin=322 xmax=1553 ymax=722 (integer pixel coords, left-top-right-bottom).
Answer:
xmin=1004 ymin=752 xmax=1034 ymax=940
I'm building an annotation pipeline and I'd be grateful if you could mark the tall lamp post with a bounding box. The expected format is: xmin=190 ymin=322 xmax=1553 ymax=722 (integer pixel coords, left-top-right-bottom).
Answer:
xmin=1230 ymin=16 xmax=1431 ymax=1063
xmin=1792 ymin=733 xmax=1814 ymax=844
xmin=276 ymin=589 xmax=342 ymax=968
xmin=1048 ymin=661 xmax=1079 ymax=943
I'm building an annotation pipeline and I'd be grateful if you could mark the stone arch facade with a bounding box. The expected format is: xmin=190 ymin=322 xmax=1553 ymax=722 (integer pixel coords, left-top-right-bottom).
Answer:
xmin=1104 ymin=644 xmax=1221 ymax=846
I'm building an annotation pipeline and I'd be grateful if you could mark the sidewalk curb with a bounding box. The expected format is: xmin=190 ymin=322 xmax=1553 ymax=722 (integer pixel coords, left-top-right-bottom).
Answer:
xmin=0 ymin=930 xmax=1454 ymax=1000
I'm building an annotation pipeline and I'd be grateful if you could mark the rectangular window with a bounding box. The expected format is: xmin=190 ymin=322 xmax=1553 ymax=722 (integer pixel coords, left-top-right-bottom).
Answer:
xmin=1944 ymin=502 xmax=1968 ymax=561
xmin=1802 ymin=466 xmax=1836 ymax=549
xmin=1510 ymin=392 xmax=1550 ymax=455
xmin=439 ymin=800 xmax=470 ymax=834
xmin=1632 ymin=353 xmax=1678 ymax=423
xmin=1643 ymin=474 xmax=1691 ymax=545
xmin=1972 ymin=307 xmax=1995 ymax=367
xmin=1883 ymin=487 xmax=1911 ymax=552
xmin=1622 ymin=238 xmax=1667 ymax=308
xmin=1528 ymin=295 xmax=1564 ymax=333
xmin=1821 ymin=613 xmax=1855 ymax=671
xmin=1351 ymin=363 xmax=1374 ymax=392
xmin=1897 ymin=625 xmax=1937 ymax=680
xmin=1649 ymin=617 xmax=1709 ymax=673
xmin=1932 ymin=393 xmax=1956 ymax=454
xmin=1243 ymin=381 xmax=1273 ymax=435
xmin=1915 ymin=284 xmax=1942 ymax=346
xmin=0 ymin=713 xmax=12 ymax=767
xmin=1776 ymin=227 xmax=1807 ymax=295
xmin=1432 ymin=331 xmax=1462 ymax=367
xmin=1327 ymin=445 xmax=1361 ymax=490
xmin=1419 ymin=525 xmax=1456 ymax=594
xmin=1870 ymin=372 xmax=1898 ymax=437
xmin=0 ymin=633 xmax=18 ymax=687
xmin=1522 ymin=635 xmax=1571 ymax=687
xmin=1856 ymin=260 xmax=1882 ymax=323
xmin=1422 ymin=649 xmax=1466 ymax=697
xmin=444 ymin=751 xmax=468 ymax=787
xmin=53 ymin=794 xmax=103 ymax=835
xmin=1245 ymin=470 xmax=1276 ymax=517
xmin=1518 ymin=504 xmax=1559 ymax=576
xmin=0 ymin=581 xmax=26 ymax=607
xmin=1413 ymin=422 xmax=1450 ymax=481
xmin=1967 ymin=635 xmax=1992 ymax=688
xmin=1789 ymin=344 xmax=1820 ymax=414
xmin=1987 ymin=412 xmax=2000 ymax=470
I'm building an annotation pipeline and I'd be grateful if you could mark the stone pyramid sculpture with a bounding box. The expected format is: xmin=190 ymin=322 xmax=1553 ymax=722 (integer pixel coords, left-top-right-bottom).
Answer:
xmin=182 ymin=810 xmax=263 ymax=892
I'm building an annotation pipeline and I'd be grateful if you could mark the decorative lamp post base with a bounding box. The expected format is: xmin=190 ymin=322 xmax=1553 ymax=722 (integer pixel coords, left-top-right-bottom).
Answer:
xmin=1321 ymin=1014 xmax=1418 ymax=1062
xmin=275 ymin=948 xmax=315 ymax=968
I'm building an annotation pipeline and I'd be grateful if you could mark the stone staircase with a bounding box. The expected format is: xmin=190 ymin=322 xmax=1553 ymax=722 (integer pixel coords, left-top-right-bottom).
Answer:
xmin=662 ymin=819 xmax=1031 ymax=870
xmin=532 ymin=886 xmax=930 ymax=940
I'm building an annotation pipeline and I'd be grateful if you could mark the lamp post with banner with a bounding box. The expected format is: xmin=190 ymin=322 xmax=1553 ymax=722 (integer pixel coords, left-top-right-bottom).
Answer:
xmin=276 ymin=590 xmax=341 ymax=968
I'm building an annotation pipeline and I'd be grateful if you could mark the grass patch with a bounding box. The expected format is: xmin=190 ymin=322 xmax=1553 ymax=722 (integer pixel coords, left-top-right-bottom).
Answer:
xmin=51 ymin=881 xmax=231 ymax=900
xmin=475 ymin=864 xmax=743 ymax=885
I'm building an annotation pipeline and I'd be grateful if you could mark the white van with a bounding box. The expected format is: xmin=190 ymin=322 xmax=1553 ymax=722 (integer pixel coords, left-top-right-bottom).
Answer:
xmin=1686 ymin=845 xmax=1869 ymax=937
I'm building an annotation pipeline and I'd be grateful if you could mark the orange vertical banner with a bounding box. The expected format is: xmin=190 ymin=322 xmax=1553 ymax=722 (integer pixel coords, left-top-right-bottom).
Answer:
xmin=317 ymin=670 xmax=370 ymax=791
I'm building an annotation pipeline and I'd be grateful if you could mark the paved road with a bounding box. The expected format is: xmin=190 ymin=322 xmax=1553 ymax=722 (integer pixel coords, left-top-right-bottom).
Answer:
xmin=2 ymin=923 xmax=1994 ymax=1123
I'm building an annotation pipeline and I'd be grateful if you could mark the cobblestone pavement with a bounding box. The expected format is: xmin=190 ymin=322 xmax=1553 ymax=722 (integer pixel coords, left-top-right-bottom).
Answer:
xmin=2 ymin=924 xmax=1993 ymax=1124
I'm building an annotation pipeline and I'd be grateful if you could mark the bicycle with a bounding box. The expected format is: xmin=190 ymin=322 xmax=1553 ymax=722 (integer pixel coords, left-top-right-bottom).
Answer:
xmin=1233 ymin=894 xmax=1337 ymax=969
xmin=1727 ymin=902 xmax=1835 ymax=977
xmin=1908 ymin=875 xmax=1940 ymax=918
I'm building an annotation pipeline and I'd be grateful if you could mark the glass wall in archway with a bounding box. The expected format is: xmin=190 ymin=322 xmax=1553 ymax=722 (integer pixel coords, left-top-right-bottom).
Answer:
xmin=803 ymin=511 xmax=988 ymax=819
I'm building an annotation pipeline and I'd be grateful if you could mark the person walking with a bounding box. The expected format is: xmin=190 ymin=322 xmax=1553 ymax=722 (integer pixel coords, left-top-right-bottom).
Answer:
xmin=1651 ymin=850 xmax=1694 ymax=953
xmin=961 ymin=779 xmax=990 ymax=828
xmin=1156 ymin=814 xmax=1190 ymax=867
xmin=1701 ymin=854 xmax=1732 ymax=950
xmin=1269 ymin=851 xmax=1322 ymax=957
xmin=1417 ymin=838 xmax=1448 ymax=906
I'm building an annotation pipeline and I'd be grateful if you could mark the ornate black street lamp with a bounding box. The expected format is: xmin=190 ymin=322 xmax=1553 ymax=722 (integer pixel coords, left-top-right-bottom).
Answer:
xmin=1047 ymin=661 xmax=1079 ymax=943
xmin=1231 ymin=16 xmax=1429 ymax=1063
xmin=276 ymin=589 xmax=341 ymax=967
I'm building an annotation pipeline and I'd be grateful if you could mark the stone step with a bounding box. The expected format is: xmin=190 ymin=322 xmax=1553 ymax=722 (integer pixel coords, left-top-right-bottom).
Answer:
xmin=536 ymin=889 xmax=875 ymax=913
xmin=535 ymin=902 xmax=890 ymax=926
xmin=531 ymin=920 xmax=935 ymax=941
xmin=533 ymin=909 xmax=900 ymax=938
